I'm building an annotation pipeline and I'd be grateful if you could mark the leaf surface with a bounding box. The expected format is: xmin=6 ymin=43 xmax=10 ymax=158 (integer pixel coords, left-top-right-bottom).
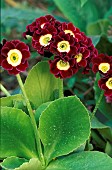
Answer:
xmin=46 ymin=151 xmax=112 ymax=170
xmin=39 ymin=96 xmax=90 ymax=164
xmin=0 ymin=107 xmax=37 ymax=159
xmin=24 ymin=61 xmax=60 ymax=109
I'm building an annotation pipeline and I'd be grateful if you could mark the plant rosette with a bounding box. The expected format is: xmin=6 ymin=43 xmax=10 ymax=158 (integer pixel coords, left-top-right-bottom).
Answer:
xmin=0 ymin=15 xmax=112 ymax=170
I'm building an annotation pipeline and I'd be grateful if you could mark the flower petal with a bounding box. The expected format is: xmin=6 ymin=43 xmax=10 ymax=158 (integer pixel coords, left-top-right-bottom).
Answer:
xmin=1 ymin=60 xmax=13 ymax=70
xmin=8 ymin=68 xmax=20 ymax=75
xmin=21 ymin=49 xmax=30 ymax=59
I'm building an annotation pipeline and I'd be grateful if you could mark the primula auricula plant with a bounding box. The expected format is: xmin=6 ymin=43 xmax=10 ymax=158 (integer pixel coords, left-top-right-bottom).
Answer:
xmin=0 ymin=15 xmax=112 ymax=170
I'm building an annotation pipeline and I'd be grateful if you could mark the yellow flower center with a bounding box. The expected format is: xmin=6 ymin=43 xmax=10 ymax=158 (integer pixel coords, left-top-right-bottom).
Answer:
xmin=98 ymin=63 xmax=110 ymax=73
xmin=74 ymin=53 xmax=82 ymax=63
xmin=106 ymin=78 xmax=112 ymax=90
xmin=57 ymin=41 xmax=70 ymax=53
xmin=7 ymin=49 xmax=22 ymax=67
xmin=39 ymin=34 xmax=52 ymax=47
xmin=64 ymin=30 xmax=75 ymax=37
xmin=57 ymin=60 xmax=70 ymax=70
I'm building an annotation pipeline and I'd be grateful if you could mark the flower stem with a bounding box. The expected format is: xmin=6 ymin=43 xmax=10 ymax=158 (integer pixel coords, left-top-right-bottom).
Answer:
xmin=0 ymin=84 xmax=11 ymax=97
xmin=58 ymin=79 xmax=64 ymax=98
xmin=91 ymin=90 xmax=104 ymax=119
xmin=16 ymin=74 xmax=45 ymax=167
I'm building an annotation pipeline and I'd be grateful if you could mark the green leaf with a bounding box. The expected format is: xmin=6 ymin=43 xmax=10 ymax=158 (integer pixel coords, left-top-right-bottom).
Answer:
xmin=91 ymin=116 xmax=109 ymax=129
xmin=90 ymin=36 xmax=101 ymax=47
xmin=81 ymin=1 xmax=99 ymax=24
xmin=94 ymin=73 xmax=112 ymax=120
xmin=1 ymin=157 xmax=43 ymax=170
xmin=80 ymin=0 xmax=88 ymax=7
xmin=35 ymin=102 xmax=51 ymax=126
xmin=24 ymin=61 xmax=60 ymax=109
xmin=86 ymin=19 xmax=110 ymax=35
xmin=105 ymin=7 xmax=112 ymax=24
xmin=46 ymin=151 xmax=112 ymax=170
xmin=53 ymin=0 xmax=85 ymax=31
xmin=39 ymin=96 xmax=90 ymax=164
xmin=0 ymin=94 xmax=28 ymax=114
xmin=1 ymin=157 xmax=28 ymax=170
xmin=15 ymin=158 xmax=42 ymax=170
xmin=91 ymin=116 xmax=112 ymax=145
xmin=105 ymin=141 xmax=112 ymax=157
xmin=0 ymin=107 xmax=37 ymax=159
xmin=0 ymin=94 xmax=24 ymax=107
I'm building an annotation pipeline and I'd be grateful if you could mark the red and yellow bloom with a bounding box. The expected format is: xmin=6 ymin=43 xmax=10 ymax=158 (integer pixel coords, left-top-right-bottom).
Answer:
xmin=98 ymin=71 xmax=112 ymax=97
xmin=92 ymin=54 xmax=112 ymax=74
xmin=0 ymin=40 xmax=30 ymax=75
xmin=23 ymin=15 xmax=98 ymax=78
xmin=32 ymin=24 xmax=57 ymax=55
xmin=23 ymin=15 xmax=56 ymax=38
xmin=49 ymin=56 xmax=78 ymax=78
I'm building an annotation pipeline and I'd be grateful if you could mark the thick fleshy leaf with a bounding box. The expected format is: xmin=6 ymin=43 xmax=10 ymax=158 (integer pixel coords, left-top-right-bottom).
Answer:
xmin=90 ymin=36 xmax=101 ymax=47
xmin=0 ymin=94 xmax=28 ymax=113
xmin=53 ymin=0 xmax=85 ymax=31
xmin=1 ymin=157 xmax=28 ymax=169
xmin=0 ymin=107 xmax=37 ymax=159
xmin=0 ymin=94 xmax=24 ymax=107
xmin=91 ymin=116 xmax=112 ymax=150
xmin=105 ymin=141 xmax=112 ymax=157
xmin=1 ymin=157 xmax=42 ymax=170
xmin=35 ymin=102 xmax=51 ymax=126
xmin=46 ymin=151 xmax=112 ymax=170
xmin=91 ymin=116 xmax=109 ymax=129
xmin=86 ymin=19 xmax=110 ymax=35
xmin=24 ymin=61 xmax=60 ymax=109
xmin=39 ymin=96 xmax=90 ymax=164
xmin=94 ymin=73 xmax=112 ymax=121
xmin=15 ymin=158 xmax=42 ymax=170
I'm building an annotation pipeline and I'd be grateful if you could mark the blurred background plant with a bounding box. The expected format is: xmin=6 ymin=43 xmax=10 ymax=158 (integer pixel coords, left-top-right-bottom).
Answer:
xmin=0 ymin=0 xmax=112 ymax=160
xmin=1 ymin=0 xmax=112 ymax=124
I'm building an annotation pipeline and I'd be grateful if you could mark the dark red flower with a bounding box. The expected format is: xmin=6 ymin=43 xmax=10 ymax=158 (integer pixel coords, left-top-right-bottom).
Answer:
xmin=69 ymin=38 xmax=98 ymax=73
xmin=23 ymin=15 xmax=56 ymax=38
xmin=23 ymin=21 xmax=37 ymax=38
xmin=59 ymin=22 xmax=83 ymax=42
xmin=50 ymin=31 xmax=76 ymax=57
xmin=23 ymin=15 xmax=98 ymax=77
xmin=32 ymin=23 xmax=57 ymax=55
xmin=98 ymin=73 xmax=112 ymax=97
xmin=35 ymin=15 xmax=56 ymax=30
xmin=72 ymin=47 xmax=90 ymax=68
xmin=82 ymin=43 xmax=98 ymax=74
xmin=49 ymin=56 xmax=78 ymax=78
xmin=0 ymin=40 xmax=30 ymax=75
xmin=92 ymin=54 xmax=112 ymax=74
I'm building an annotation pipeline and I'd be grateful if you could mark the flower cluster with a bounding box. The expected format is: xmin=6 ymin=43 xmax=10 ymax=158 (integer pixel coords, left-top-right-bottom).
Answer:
xmin=23 ymin=15 xmax=98 ymax=78
xmin=0 ymin=39 xmax=30 ymax=75
xmin=92 ymin=54 xmax=112 ymax=103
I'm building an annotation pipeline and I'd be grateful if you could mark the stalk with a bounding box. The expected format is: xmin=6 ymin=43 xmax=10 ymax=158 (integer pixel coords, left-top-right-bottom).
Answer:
xmin=91 ymin=90 xmax=104 ymax=119
xmin=58 ymin=79 xmax=64 ymax=98
xmin=0 ymin=84 xmax=11 ymax=97
xmin=16 ymin=74 xmax=45 ymax=167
